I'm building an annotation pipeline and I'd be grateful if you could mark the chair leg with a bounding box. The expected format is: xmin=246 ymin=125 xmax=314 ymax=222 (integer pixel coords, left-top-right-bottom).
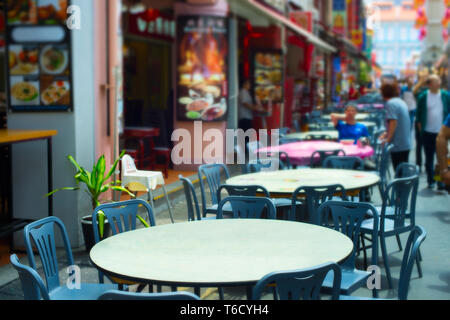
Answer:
xmin=418 ymin=247 xmax=423 ymax=262
xmin=157 ymin=285 xmax=162 ymax=292
xmin=246 ymin=286 xmax=253 ymax=300
xmin=416 ymin=256 xmax=423 ymax=278
xmin=218 ymin=287 xmax=225 ymax=300
xmin=194 ymin=287 xmax=201 ymax=297
xmin=380 ymin=236 xmax=393 ymax=289
xmin=361 ymin=235 xmax=368 ymax=270
xmin=396 ymin=235 xmax=403 ymax=251
xmin=136 ymin=284 xmax=147 ymax=292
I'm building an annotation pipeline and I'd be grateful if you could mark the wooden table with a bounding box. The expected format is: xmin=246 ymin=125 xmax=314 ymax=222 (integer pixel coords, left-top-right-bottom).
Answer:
xmin=90 ymin=219 xmax=353 ymax=294
xmin=226 ymin=168 xmax=380 ymax=197
xmin=0 ymin=129 xmax=57 ymax=240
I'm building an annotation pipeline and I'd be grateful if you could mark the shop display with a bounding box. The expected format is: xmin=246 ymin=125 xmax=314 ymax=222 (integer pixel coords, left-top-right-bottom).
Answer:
xmin=252 ymin=50 xmax=283 ymax=104
xmin=4 ymin=0 xmax=73 ymax=112
xmin=176 ymin=15 xmax=228 ymax=121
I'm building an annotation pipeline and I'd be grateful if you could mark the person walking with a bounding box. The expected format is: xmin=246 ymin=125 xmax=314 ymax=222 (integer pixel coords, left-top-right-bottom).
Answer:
xmin=412 ymin=70 xmax=430 ymax=172
xmin=436 ymin=114 xmax=450 ymax=187
xmin=416 ymin=75 xmax=450 ymax=189
xmin=380 ymin=82 xmax=412 ymax=171
xmin=401 ymin=76 xmax=417 ymax=129
xmin=238 ymin=79 xmax=264 ymax=132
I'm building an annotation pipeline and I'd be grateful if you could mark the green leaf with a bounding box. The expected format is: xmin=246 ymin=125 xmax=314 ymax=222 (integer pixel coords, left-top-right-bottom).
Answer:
xmin=45 ymin=187 xmax=80 ymax=197
xmin=95 ymin=155 xmax=106 ymax=193
xmin=110 ymin=186 xmax=135 ymax=198
xmin=97 ymin=211 xmax=105 ymax=238
xmin=137 ymin=215 xmax=150 ymax=228
xmin=103 ymin=150 xmax=126 ymax=184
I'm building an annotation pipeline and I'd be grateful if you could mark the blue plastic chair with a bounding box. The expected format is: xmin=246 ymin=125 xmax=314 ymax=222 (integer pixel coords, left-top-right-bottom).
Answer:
xmin=377 ymin=144 xmax=394 ymax=199
xmin=180 ymin=175 xmax=210 ymax=222
xmin=317 ymin=201 xmax=379 ymax=297
xmin=23 ymin=217 xmax=118 ymax=300
xmin=252 ymin=262 xmax=342 ymax=300
xmin=10 ymin=254 xmax=50 ymax=300
xmin=279 ymin=151 xmax=293 ymax=170
xmin=92 ymin=199 xmax=156 ymax=287
xmin=246 ymin=158 xmax=280 ymax=173
xmin=360 ymin=175 xmax=420 ymax=289
xmin=310 ymin=149 xmax=346 ymax=167
xmin=341 ymin=226 xmax=426 ymax=300
xmin=98 ymin=290 xmax=201 ymax=300
xmin=395 ymin=163 xmax=419 ymax=179
xmin=216 ymin=196 xmax=277 ymax=220
xmin=198 ymin=164 xmax=231 ymax=217
xmin=323 ymin=156 xmax=364 ymax=170
xmin=291 ymin=185 xmax=346 ymax=223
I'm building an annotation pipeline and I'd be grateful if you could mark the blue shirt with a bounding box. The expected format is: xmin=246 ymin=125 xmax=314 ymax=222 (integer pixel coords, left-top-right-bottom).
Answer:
xmin=336 ymin=121 xmax=369 ymax=143
xmin=386 ymin=97 xmax=412 ymax=152
xmin=445 ymin=114 xmax=450 ymax=128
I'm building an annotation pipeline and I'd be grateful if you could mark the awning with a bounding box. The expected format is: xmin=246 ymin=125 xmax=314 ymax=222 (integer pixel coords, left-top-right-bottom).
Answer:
xmin=244 ymin=0 xmax=337 ymax=53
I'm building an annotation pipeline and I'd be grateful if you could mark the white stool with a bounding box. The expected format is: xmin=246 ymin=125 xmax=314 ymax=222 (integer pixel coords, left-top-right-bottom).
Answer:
xmin=121 ymin=155 xmax=174 ymax=223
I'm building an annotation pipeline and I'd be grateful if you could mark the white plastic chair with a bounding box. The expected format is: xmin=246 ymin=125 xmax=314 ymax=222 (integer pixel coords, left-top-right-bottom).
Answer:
xmin=121 ymin=155 xmax=174 ymax=223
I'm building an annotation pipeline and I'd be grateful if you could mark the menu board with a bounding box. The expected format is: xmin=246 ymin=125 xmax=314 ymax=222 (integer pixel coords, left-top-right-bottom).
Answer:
xmin=176 ymin=15 xmax=228 ymax=122
xmin=4 ymin=0 xmax=73 ymax=112
xmin=252 ymin=50 xmax=283 ymax=104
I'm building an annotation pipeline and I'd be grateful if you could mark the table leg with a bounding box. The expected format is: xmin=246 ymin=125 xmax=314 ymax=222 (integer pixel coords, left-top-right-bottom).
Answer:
xmin=162 ymin=185 xmax=175 ymax=224
xmin=47 ymin=138 xmax=53 ymax=217
xmin=148 ymin=189 xmax=155 ymax=209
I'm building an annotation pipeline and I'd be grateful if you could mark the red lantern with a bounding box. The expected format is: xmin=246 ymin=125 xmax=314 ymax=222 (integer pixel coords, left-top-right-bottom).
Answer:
xmin=443 ymin=28 xmax=449 ymax=42
xmin=414 ymin=0 xmax=426 ymax=9
xmin=415 ymin=7 xmax=428 ymax=29
xmin=446 ymin=0 xmax=450 ymax=8
xmin=419 ymin=27 xmax=427 ymax=40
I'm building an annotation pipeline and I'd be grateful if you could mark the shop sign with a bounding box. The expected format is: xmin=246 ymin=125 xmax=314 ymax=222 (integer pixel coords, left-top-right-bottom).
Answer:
xmin=255 ymin=0 xmax=286 ymax=14
xmin=252 ymin=49 xmax=283 ymax=104
xmin=289 ymin=11 xmax=312 ymax=32
xmin=176 ymin=15 xmax=228 ymax=122
xmin=4 ymin=0 xmax=73 ymax=112
xmin=332 ymin=0 xmax=347 ymax=36
xmin=127 ymin=10 xmax=175 ymax=41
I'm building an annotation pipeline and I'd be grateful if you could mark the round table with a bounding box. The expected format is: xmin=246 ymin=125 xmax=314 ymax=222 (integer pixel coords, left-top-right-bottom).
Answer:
xmin=321 ymin=114 xmax=370 ymax=121
xmin=90 ymin=219 xmax=353 ymax=289
xmin=285 ymin=131 xmax=339 ymax=140
xmin=258 ymin=141 xmax=374 ymax=167
xmin=226 ymin=168 xmax=380 ymax=196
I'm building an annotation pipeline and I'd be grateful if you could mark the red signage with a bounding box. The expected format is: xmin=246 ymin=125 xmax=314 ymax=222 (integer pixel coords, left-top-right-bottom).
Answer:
xmin=289 ymin=11 xmax=313 ymax=32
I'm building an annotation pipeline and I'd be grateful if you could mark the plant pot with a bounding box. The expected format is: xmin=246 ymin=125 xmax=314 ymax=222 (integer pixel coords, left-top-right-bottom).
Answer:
xmin=81 ymin=216 xmax=110 ymax=253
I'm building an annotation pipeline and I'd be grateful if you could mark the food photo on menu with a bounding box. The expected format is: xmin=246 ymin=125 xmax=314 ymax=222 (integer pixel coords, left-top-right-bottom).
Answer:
xmin=40 ymin=77 xmax=70 ymax=106
xmin=40 ymin=44 xmax=69 ymax=75
xmin=177 ymin=16 xmax=228 ymax=122
xmin=253 ymin=51 xmax=283 ymax=104
xmin=9 ymin=45 xmax=39 ymax=76
xmin=10 ymin=76 xmax=40 ymax=106
xmin=6 ymin=0 xmax=68 ymax=25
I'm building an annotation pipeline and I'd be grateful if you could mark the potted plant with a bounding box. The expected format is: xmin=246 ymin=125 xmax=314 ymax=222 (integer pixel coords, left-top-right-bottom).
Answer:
xmin=47 ymin=150 xmax=148 ymax=251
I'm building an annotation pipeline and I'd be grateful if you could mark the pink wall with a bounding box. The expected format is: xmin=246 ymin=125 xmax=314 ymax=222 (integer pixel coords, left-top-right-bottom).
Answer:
xmin=94 ymin=0 xmax=120 ymax=167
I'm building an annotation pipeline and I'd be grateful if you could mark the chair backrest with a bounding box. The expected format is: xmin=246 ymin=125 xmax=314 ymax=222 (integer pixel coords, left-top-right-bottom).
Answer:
xmin=23 ymin=216 xmax=74 ymax=293
xmin=121 ymin=154 xmax=138 ymax=176
xmin=179 ymin=175 xmax=202 ymax=222
xmin=398 ymin=226 xmax=427 ymax=300
xmin=98 ymin=290 xmax=201 ymax=300
xmin=246 ymin=158 xmax=280 ymax=173
xmin=217 ymin=196 xmax=276 ymax=220
xmin=10 ymin=254 xmax=50 ymax=300
xmin=217 ymin=184 xmax=270 ymax=202
xmin=279 ymin=151 xmax=293 ymax=170
xmin=92 ymin=199 xmax=156 ymax=243
xmin=310 ymin=149 xmax=346 ymax=167
xmin=247 ymin=141 xmax=264 ymax=156
xmin=317 ymin=201 xmax=379 ymax=270
xmin=252 ymin=262 xmax=342 ymax=300
xmin=198 ymin=164 xmax=231 ymax=216
xmin=395 ymin=163 xmax=419 ymax=179
xmin=323 ymin=156 xmax=364 ymax=170
xmin=381 ymin=175 xmax=419 ymax=232
xmin=305 ymin=134 xmax=333 ymax=141
xmin=378 ymin=144 xmax=394 ymax=194
xmin=291 ymin=185 xmax=346 ymax=223
xmin=278 ymin=127 xmax=291 ymax=136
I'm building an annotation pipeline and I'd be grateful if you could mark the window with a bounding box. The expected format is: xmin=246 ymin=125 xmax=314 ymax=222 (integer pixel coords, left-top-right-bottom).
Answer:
xmin=386 ymin=49 xmax=394 ymax=64
xmin=410 ymin=28 xmax=419 ymax=41
xmin=400 ymin=27 xmax=408 ymax=41
xmin=376 ymin=28 xmax=384 ymax=41
xmin=387 ymin=27 xmax=395 ymax=41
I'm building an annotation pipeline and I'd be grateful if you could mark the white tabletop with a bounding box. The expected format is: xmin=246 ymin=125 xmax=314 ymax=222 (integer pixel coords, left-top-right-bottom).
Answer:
xmin=321 ymin=114 xmax=370 ymax=121
xmin=90 ymin=219 xmax=353 ymax=287
xmin=226 ymin=169 xmax=380 ymax=195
